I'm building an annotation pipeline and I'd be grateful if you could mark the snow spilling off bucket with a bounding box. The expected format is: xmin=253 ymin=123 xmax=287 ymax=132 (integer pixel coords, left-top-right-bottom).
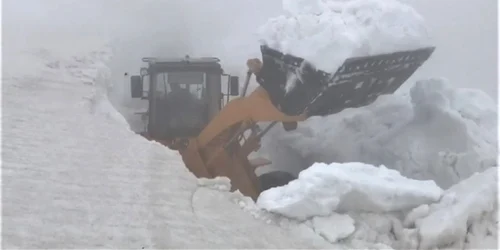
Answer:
xmin=258 ymin=0 xmax=432 ymax=73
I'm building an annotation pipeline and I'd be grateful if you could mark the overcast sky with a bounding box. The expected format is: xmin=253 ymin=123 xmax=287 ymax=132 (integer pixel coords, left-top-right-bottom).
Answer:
xmin=3 ymin=0 xmax=497 ymax=99
xmin=406 ymin=0 xmax=497 ymax=98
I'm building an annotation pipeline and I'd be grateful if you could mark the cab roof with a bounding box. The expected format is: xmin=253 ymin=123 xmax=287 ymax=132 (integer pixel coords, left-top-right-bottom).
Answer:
xmin=143 ymin=55 xmax=223 ymax=73
xmin=142 ymin=55 xmax=220 ymax=64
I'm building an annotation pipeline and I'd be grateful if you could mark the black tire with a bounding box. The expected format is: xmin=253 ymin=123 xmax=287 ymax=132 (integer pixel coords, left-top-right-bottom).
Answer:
xmin=258 ymin=171 xmax=296 ymax=191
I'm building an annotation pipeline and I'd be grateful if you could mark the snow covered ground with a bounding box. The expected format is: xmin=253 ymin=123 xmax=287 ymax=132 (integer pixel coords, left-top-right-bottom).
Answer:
xmin=2 ymin=33 xmax=343 ymax=249
xmin=3 ymin=0 xmax=498 ymax=249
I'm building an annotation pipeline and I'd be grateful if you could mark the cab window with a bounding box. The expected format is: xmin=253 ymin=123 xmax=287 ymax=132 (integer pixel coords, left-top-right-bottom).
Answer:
xmin=154 ymin=71 xmax=206 ymax=99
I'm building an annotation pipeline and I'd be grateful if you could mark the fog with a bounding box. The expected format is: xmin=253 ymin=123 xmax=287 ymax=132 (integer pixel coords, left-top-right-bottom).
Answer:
xmin=4 ymin=0 xmax=497 ymax=97
xmin=404 ymin=0 xmax=497 ymax=99
xmin=4 ymin=0 xmax=281 ymax=73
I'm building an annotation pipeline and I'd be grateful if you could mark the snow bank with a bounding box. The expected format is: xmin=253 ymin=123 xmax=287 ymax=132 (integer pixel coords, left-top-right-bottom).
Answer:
xmin=2 ymin=34 xmax=337 ymax=249
xmin=258 ymin=0 xmax=431 ymax=72
xmin=257 ymin=162 xmax=443 ymax=220
xmin=261 ymin=77 xmax=497 ymax=188
xmin=416 ymin=167 xmax=498 ymax=249
xmin=256 ymin=162 xmax=497 ymax=248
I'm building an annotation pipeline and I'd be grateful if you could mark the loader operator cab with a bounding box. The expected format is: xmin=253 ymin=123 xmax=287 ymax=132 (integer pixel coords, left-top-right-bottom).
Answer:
xmin=129 ymin=56 xmax=240 ymax=141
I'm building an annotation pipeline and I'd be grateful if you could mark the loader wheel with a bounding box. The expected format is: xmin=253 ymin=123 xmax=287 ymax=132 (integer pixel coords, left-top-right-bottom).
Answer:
xmin=258 ymin=171 xmax=296 ymax=191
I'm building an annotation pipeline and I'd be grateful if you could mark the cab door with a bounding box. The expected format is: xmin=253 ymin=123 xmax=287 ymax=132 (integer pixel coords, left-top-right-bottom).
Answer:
xmin=148 ymin=72 xmax=171 ymax=139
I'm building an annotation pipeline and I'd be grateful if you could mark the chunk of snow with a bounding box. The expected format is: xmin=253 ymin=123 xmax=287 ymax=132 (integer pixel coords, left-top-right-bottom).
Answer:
xmin=197 ymin=176 xmax=232 ymax=192
xmin=348 ymin=212 xmax=407 ymax=248
xmin=417 ymin=167 xmax=498 ymax=249
xmin=257 ymin=162 xmax=443 ymax=220
xmin=257 ymin=166 xmax=352 ymax=221
xmin=258 ymin=0 xmax=431 ymax=73
xmin=312 ymin=213 xmax=356 ymax=243
xmin=403 ymin=204 xmax=430 ymax=228
xmin=284 ymin=72 xmax=299 ymax=94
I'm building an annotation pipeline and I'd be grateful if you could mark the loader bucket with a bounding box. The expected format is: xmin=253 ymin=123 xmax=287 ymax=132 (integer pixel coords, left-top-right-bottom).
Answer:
xmin=258 ymin=45 xmax=435 ymax=117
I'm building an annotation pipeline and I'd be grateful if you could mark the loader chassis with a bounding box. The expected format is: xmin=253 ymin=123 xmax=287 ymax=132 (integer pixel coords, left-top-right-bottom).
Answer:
xmin=130 ymin=46 xmax=435 ymax=201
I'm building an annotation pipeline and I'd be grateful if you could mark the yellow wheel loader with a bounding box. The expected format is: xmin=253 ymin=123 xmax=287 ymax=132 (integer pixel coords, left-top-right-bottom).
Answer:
xmin=129 ymin=45 xmax=435 ymax=201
